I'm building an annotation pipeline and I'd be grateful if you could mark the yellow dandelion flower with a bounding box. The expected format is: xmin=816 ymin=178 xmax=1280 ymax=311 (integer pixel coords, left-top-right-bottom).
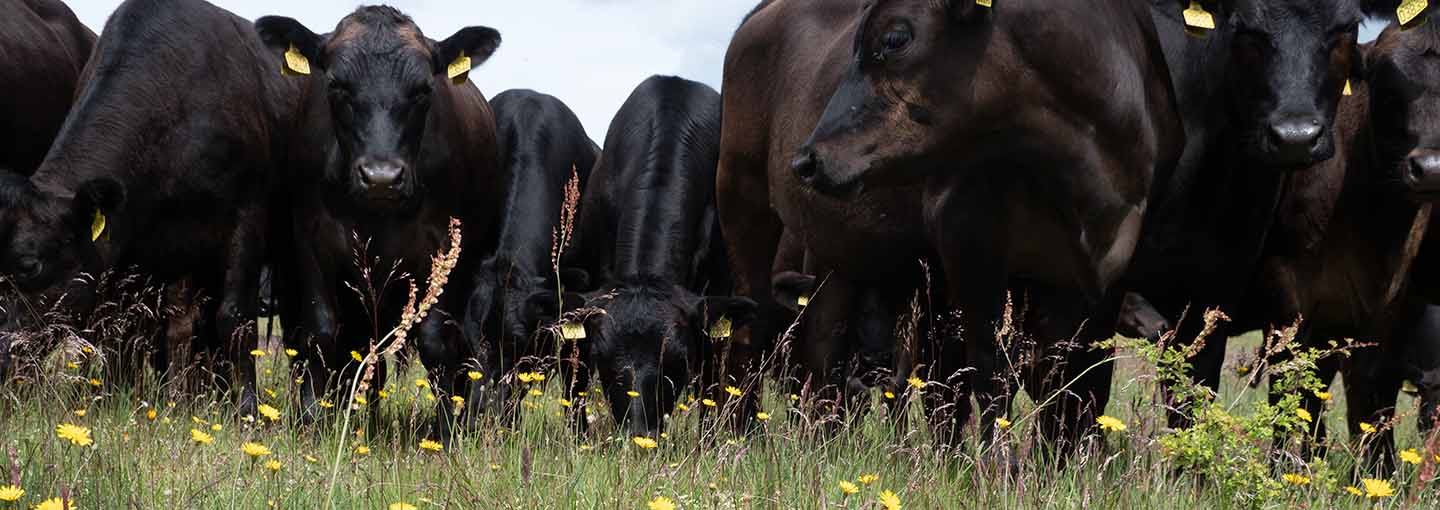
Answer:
xmin=632 ymin=436 xmax=658 ymax=449
xmin=318 ymin=400 xmax=334 ymax=409
xmin=146 ymin=409 xmax=157 ymax=421
xmin=414 ymin=378 xmax=430 ymax=388
xmin=839 ymin=480 xmax=860 ymax=495
xmin=467 ymin=370 xmax=483 ymax=381
xmin=558 ymin=398 xmax=573 ymax=408
xmin=1236 ymin=365 xmax=1251 ymax=375
xmin=294 ymin=376 xmax=304 ymax=385
xmin=258 ymin=404 xmax=281 ymax=422
xmin=725 ymin=386 xmax=742 ymax=397
xmin=646 ymin=496 xmax=675 ymax=510
xmin=249 ymin=349 xmax=266 ymax=357
xmin=241 ymin=442 xmax=271 ymax=458
xmin=350 ymin=350 xmax=363 ymax=362
xmin=884 ymin=391 xmax=896 ymax=400
xmin=355 ymin=445 xmax=370 ymax=456
xmin=756 ymin=411 xmax=771 ymax=421
xmin=419 ymin=439 xmax=443 ymax=452
xmin=1295 ymin=408 xmax=1312 ymax=423
xmin=489 ymin=463 xmax=501 ymax=471
xmin=87 ymin=378 xmax=101 ymax=387
xmin=1314 ymin=390 xmax=1332 ymax=402
xmin=1361 ymin=478 xmax=1394 ymax=498
xmin=389 ymin=504 xmax=418 ymax=510
xmin=790 ymin=394 xmax=800 ymax=401
xmin=858 ymin=474 xmax=879 ymax=485
xmin=579 ymin=444 xmax=593 ymax=451
xmin=378 ymin=390 xmax=389 ymax=399
xmin=65 ymin=362 xmax=78 ymax=370
xmin=1345 ymin=486 xmax=1362 ymax=496
xmin=34 ymin=497 xmax=74 ymax=510
xmin=879 ymin=490 xmax=902 ymax=510
xmin=529 ymin=389 xmax=544 ymax=397
xmin=190 ymin=428 xmax=214 ymax=445
xmin=191 ymin=416 xmax=206 ymax=425
xmin=81 ymin=346 xmax=93 ymax=354
xmin=996 ymin=418 xmax=1012 ymax=430
xmin=0 ymin=485 xmax=23 ymax=502
xmin=676 ymin=403 xmax=689 ymax=412
xmin=1096 ymin=415 xmax=1126 ymax=432
xmin=263 ymin=459 xmax=282 ymax=472
xmin=55 ymin=423 xmax=92 ymax=446
xmin=1282 ymin=473 xmax=1309 ymax=486
xmin=210 ymin=423 xmax=222 ymax=431
xmin=72 ymin=409 xmax=85 ymax=417
xmin=304 ymin=454 xmax=318 ymax=463
xmin=284 ymin=348 xmax=298 ymax=357
xmin=627 ymin=390 xmax=641 ymax=398
xmin=264 ymin=388 xmax=276 ymax=398
xmin=451 ymin=395 xmax=465 ymax=406
xmin=354 ymin=395 xmax=368 ymax=405
xmin=1401 ymin=448 xmax=1422 ymax=465
xmin=1360 ymin=422 xmax=1377 ymax=434
xmin=907 ymin=376 xmax=924 ymax=390
xmin=701 ymin=399 xmax=717 ymax=407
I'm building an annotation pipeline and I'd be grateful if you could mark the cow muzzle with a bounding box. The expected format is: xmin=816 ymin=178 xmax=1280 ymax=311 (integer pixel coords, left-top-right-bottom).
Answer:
xmin=1405 ymin=150 xmax=1440 ymax=196
xmin=1264 ymin=115 xmax=1327 ymax=167
xmin=792 ymin=148 xmax=862 ymax=197
xmin=355 ymin=159 xmax=408 ymax=196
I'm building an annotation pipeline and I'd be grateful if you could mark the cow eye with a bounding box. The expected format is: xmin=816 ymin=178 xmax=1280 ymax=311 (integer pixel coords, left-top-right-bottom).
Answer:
xmin=881 ymin=24 xmax=913 ymax=53
xmin=14 ymin=257 xmax=42 ymax=280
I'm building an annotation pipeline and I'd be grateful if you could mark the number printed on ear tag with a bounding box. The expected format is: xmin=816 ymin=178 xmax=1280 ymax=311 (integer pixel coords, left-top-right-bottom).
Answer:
xmin=282 ymin=44 xmax=310 ymax=76
xmin=1399 ymin=0 xmax=1429 ymax=28
xmin=90 ymin=210 xmax=107 ymax=242
xmin=560 ymin=322 xmax=586 ymax=340
xmin=447 ymin=53 xmax=472 ymax=85
xmin=709 ymin=316 xmax=733 ymax=339
xmin=975 ymin=0 xmax=992 ymax=7
xmin=1183 ymin=1 xmax=1215 ymax=31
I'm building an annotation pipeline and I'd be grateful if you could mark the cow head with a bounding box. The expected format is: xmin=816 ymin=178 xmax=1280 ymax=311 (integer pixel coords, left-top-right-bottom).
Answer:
xmin=0 ymin=174 xmax=124 ymax=335
xmin=256 ymin=7 xmax=499 ymax=211
xmin=1363 ymin=11 xmax=1440 ymax=198
xmin=1218 ymin=0 xmax=1362 ymax=168
xmin=577 ymin=279 xmax=755 ymax=438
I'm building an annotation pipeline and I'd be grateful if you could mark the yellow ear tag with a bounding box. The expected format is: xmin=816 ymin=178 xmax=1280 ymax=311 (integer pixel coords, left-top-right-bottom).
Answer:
xmin=975 ymin=0 xmax=992 ymax=7
xmin=282 ymin=44 xmax=311 ymax=76
xmin=1183 ymin=1 xmax=1216 ymax=33
xmin=90 ymin=210 xmax=107 ymax=242
xmin=560 ymin=322 xmax=587 ymax=340
xmin=1399 ymin=0 xmax=1430 ymax=28
xmin=1343 ymin=79 xmax=1353 ymax=96
xmin=796 ymin=294 xmax=811 ymax=308
xmin=447 ymin=53 xmax=472 ymax=85
xmin=1403 ymin=379 xmax=1421 ymax=395
xmin=709 ymin=316 xmax=733 ymax=339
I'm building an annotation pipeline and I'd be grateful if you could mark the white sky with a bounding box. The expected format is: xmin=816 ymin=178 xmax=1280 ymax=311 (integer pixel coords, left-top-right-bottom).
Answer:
xmin=62 ymin=1 xmax=1387 ymax=142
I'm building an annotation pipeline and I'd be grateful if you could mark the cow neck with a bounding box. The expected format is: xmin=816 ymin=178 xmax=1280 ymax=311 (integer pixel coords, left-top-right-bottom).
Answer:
xmin=494 ymin=166 xmax=567 ymax=281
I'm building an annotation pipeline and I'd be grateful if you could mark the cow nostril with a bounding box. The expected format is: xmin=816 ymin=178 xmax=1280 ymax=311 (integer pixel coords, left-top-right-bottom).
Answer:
xmin=359 ymin=163 xmax=405 ymax=188
xmin=1268 ymin=119 xmax=1324 ymax=149
xmin=1411 ymin=158 xmax=1429 ymax=183
xmin=791 ymin=150 xmax=819 ymax=179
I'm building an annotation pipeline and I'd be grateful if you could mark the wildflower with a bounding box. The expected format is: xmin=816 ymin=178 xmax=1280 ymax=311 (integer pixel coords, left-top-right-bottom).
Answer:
xmin=1236 ymin=365 xmax=1250 ymax=375
xmin=355 ymin=445 xmax=370 ymax=456
xmin=858 ymin=474 xmax=879 ymax=485
xmin=1345 ymin=486 xmax=1362 ymax=496
xmin=414 ymin=378 xmax=430 ymax=389
xmin=264 ymin=459 xmax=282 ymax=472
xmin=676 ymin=403 xmax=688 ymax=412
xmin=354 ymin=395 xmax=368 ymax=405
xmin=1282 ymin=473 xmax=1310 ymax=486
xmin=579 ymin=444 xmax=592 ymax=451
xmin=242 ymin=442 xmax=271 ymax=458
xmin=304 ymin=454 xmax=318 ymax=463
xmin=632 ymin=436 xmax=658 ymax=449
xmin=190 ymin=428 xmax=214 ymax=445
xmin=284 ymin=348 xmax=298 ymax=357
xmin=81 ymin=346 xmax=93 ymax=354
xmin=250 ymin=349 xmax=266 ymax=357
xmin=790 ymin=394 xmax=800 ymax=401
xmin=518 ymin=372 xmax=545 ymax=383
xmin=725 ymin=386 xmax=742 ymax=397
xmin=906 ymin=376 xmax=924 ymax=390
xmin=1295 ymin=408 xmax=1313 ymax=423
xmin=378 ymin=390 xmax=390 ymax=399
xmin=72 ymin=409 xmax=85 ymax=417
xmin=389 ymin=504 xmax=417 ymax=510
xmin=0 ymin=485 xmax=23 ymax=501
xmin=349 ymin=351 xmax=363 ymax=363
xmin=146 ymin=409 xmax=157 ymax=421
xmin=879 ymin=490 xmax=902 ymax=510
xmin=467 ymin=370 xmax=483 ymax=381
xmin=528 ymin=389 xmax=543 ymax=397
xmin=264 ymin=388 xmax=276 ymax=398
xmin=451 ymin=395 xmax=465 ymax=407
xmin=419 ymin=439 xmax=443 ymax=452
xmin=55 ymin=423 xmax=93 ymax=446
xmin=1401 ymin=448 xmax=1422 ymax=465
xmin=34 ymin=497 xmax=74 ymax=510
xmin=258 ymin=404 xmax=281 ymax=422
xmin=701 ymin=399 xmax=717 ymax=407
xmin=996 ymin=418 xmax=1012 ymax=430
xmin=756 ymin=411 xmax=771 ymax=421
xmin=211 ymin=423 xmax=222 ymax=431
xmin=1360 ymin=422 xmax=1376 ymax=434
xmin=1314 ymin=390 xmax=1332 ymax=402
xmin=627 ymin=391 xmax=641 ymax=398
xmin=294 ymin=377 xmax=304 ymax=385
xmin=489 ymin=463 xmax=501 ymax=471
xmin=192 ymin=416 xmax=206 ymax=425
xmin=318 ymin=400 xmax=334 ymax=409
xmin=646 ymin=496 xmax=675 ymax=510
xmin=558 ymin=398 xmax=572 ymax=408
xmin=87 ymin=378 xmax=101 ymax=387
xmin=1096 ymin=415 xmax=1127 ymax=432
xmin=884 ymin=391 xmax=896 ymax=400
xmin=1361 ymin=478 xmax=1394 ymax=498
xmin=839 ymin=481 xmax=860 ymax=495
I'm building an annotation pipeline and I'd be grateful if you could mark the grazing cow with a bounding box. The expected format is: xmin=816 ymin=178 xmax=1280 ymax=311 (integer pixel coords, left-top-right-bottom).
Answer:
xmin=0 ymin=0 xmax=302 ymax=415
xmin=463 ymin=89 xmax=598 ymax=421
xmin=0 ymin=0 xmax=94 ymax=176
xmin=254 ymin=6 xmax=502 ymax=436
xmin=1124 ymin=0 xmax=1363 ymax=423
xmin=563 ymin=76 xmax=756 ymax=439
xmin=719 ymin=0 xmax=1183 ymax=448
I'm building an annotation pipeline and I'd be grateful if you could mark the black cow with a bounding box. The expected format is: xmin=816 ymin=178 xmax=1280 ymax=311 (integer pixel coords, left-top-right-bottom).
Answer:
xmin=0 ymin=0 xmax=94 ymax=176
xmin=254 ymin=7 xmax=502 ymax=437
xmin=0 ymin=0 xmax=302 ymax=416
xmin=462 ymin=89 xmax=597 ymax=422
xmin=562 ymin=76 xmax=756 ymax=439
xmin=719 ymin=0 xmax=1184 ymax=449
xmin=1125 ymin=0 xmax=1363 ymax=426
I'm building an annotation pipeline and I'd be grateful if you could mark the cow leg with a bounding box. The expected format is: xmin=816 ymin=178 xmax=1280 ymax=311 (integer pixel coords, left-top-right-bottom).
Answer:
xmin=1267 ymin=328 xmax=1338 ymax=459
xmin=1163 ymin=309 xmax=1230 ymax=429
xmin=418 ymin=307 xmax=465 ymax=442
xmin=1345 ymin=338 xmax=1403 ymax=474
xmin=1027 ymin=288 xmax=1119 ymax=459
xmin=926 ymin=253 xmax=1005 ymax=447
xmin=560 ymin=340 xmax=591 ymax=436
xmin=797 ymin=272 xmax=854 ymax=422
xmin=215 ymin=206 xmax=267 ymax=418
xmin=290 ymin=242 xmax=339 ymax=423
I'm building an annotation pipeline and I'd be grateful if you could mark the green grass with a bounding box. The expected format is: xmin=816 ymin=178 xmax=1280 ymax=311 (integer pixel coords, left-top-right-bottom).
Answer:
xmin=0 ymin=330 xmax=1435 ymax=510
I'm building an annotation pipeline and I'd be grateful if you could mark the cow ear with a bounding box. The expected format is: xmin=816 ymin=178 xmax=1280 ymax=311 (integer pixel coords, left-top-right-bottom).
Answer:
xmin=559 ymin=268 xmax=592 ymax=292
xmin=75 ymin=178 xmax=125 ymax=215
xmin=255 ymin=16 xmax=324 ymax=72
xmin=693 ymin=296 xmax=759 ymax=339
xmin=0 ymin=171 xmax=33 ymax=209
xmin=948 ymin=0 xmax=992 ymax=23
xmin=433 ymin=26 xmax=501 ymax=81
xmin=523 ymin=290 xmax=586 ymax=327
xmin=771 ymin=271 xmax=817 ymax=313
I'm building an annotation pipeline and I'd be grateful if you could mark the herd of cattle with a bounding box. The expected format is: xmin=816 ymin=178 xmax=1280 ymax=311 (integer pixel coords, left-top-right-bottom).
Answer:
xmin=3 ymin=0 xmax=1440 ymax=469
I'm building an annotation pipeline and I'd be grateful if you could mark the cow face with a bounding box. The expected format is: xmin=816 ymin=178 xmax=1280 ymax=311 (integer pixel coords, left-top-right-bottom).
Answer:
xmin=0 ymin=175 xmax=124 ymax=335
xmin=1223 ymin=0 xmax=1361 ymax=168
xmin=1364 ymin=21 xmax=1440 ymax=197
xmin=256 ymin=8 xmax=499 ymax=211
xmin=581 ymin=283 xmax=755 ymax=438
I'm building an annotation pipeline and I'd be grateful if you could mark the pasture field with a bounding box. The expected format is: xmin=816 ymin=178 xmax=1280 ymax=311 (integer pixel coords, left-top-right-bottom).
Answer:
xmin=0 ymin=329 xmax=1436 ymax=510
